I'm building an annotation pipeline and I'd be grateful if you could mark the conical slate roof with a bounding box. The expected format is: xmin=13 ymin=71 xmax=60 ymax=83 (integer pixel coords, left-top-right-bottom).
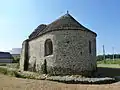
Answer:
xmin=29 ymin=24 xmax=47 ymax=39
xmin=29 ymin=13 xmax=96 ymax=39
xmin=43 ymin=14 xmax=85 ymax=30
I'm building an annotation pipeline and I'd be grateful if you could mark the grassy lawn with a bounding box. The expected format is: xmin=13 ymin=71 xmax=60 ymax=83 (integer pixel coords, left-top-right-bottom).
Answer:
xmin=97 ymin=59 xmax=120 ymax=68
xmin=97 ymin=64 xmax=120 ymax=68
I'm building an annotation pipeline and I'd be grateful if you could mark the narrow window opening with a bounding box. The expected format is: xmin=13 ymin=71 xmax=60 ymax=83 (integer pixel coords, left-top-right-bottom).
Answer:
xmin=89 ymin=41 xmax=92 ymax=54
xmin=66 ymin=41 xmax=70 ymax=44
xmin=44 ymin=39 xmax=53 ymax=56
xmin=80 ymin=51 xmax=82 ymax=55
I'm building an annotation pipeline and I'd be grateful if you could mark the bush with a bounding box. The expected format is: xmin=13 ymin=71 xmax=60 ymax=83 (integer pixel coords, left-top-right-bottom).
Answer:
xmin=6 ymin=63 xmax=19 ymax=69
xmin=13 ymin=57 xmax=20 ymax=63
xmin=97 ymin=55 xmax=104 ymax=61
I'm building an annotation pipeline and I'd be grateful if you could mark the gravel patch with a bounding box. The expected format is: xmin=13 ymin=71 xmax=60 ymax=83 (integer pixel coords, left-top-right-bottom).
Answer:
xmin=46 ymin=76 xmax=117 ymax=84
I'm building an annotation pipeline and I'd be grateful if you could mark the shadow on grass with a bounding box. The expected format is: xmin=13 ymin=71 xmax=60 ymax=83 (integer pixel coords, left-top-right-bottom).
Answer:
xmin=97 ymin=67 xmax=120 ymax=77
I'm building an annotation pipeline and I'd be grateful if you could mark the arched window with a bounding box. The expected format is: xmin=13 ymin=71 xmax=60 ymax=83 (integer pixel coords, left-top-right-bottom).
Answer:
xmin=89 ymin=40 xmax=92 ymax=54
xmin=44 ymin=39 xmax=53 ymax=56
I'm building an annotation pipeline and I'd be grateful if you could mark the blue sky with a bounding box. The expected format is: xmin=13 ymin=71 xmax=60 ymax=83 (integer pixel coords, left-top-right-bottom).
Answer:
xmin=0 ymin=0 xmax=120 ymax=55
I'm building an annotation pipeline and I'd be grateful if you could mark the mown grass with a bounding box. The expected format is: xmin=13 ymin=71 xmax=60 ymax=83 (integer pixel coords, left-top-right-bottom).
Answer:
xmin=97 ymin=59 xmax=120 ymax=68
xmin=97 ymin=59 xmax=120 ymax=64
xmin=97 ymin=64 xmax=120 ymax=68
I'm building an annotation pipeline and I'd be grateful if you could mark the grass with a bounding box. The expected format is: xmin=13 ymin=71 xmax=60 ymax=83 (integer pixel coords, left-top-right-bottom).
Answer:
xmin=97 ymin=59 xmax=120 ymax=68
xmin=0 ymin=64 xmax=118 ymax=84
xmin=0 ymin=66 xmax=117 ymax=84
xmin=97 ymin=64 xmax=120 ymax=68
xmin=0 ymin=61 xmax=119 ymax=84
xmin=97 ymin=59 xmax=120 ymax=64
xmin=0 ymin=63 xmax=46 ymax=79
xmin=0 ymin=66 xmax=17 ymax=76
xmin=0 ymin=66 xmax=46 ymax=80
xmin=0 ymin=63 xmax=19 ymax=69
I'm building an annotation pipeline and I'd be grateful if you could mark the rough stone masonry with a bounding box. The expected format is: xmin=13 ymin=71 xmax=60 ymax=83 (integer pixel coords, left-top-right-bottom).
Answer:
xmin=20 ymin=13 xmax=97 ymax=76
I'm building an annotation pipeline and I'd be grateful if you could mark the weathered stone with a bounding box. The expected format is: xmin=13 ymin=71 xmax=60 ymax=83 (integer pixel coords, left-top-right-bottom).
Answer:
xmin=46 ymin=76 xmax=116 ymax=84
xmin=20 ymin=13 xmax=97 ymax=76
xmin=20 ymin=39 xmax=29 ymax=71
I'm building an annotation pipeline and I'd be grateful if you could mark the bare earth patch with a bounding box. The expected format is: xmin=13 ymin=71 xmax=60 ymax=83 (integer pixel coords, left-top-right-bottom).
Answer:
xmin=0 ymin=74 xmax=120 ymax=90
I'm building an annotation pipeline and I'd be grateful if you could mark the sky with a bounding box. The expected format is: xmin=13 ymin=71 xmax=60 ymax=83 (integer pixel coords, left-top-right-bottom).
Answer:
xmin=0 ymin=0 xmax=120 ymax=55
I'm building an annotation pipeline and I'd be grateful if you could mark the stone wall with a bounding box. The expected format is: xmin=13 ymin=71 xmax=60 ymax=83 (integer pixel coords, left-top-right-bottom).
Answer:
xmin=21 ymin=29 xmax=96 ymax=76
xmin=53 ymin=30 xmax=96 ymax=75
xmin=20 ymin=39 xmax=29 ymax=71
xmin=28 ymin=33 xmax=55 ymax=73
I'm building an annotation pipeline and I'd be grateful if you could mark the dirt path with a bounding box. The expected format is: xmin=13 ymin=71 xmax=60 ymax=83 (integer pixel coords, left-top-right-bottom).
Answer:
xmin=0 ymin=74 xmax=120 ymax=90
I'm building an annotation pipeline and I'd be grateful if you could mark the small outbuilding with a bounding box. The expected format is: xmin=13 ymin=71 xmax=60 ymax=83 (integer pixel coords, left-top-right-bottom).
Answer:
xmin=20 ymin=13 xmax=97 ymax=76
xmin=0 ymin=52 xmax=13 ymax=63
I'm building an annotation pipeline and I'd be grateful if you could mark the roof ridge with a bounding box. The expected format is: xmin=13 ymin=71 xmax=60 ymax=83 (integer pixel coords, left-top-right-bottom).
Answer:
xmin=29 ymin=13 xmax=97 ymax=40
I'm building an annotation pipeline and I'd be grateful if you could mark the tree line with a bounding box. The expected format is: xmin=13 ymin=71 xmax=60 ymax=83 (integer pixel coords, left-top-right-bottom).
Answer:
xmin=97 ymin=54 xmax=120 ymax=61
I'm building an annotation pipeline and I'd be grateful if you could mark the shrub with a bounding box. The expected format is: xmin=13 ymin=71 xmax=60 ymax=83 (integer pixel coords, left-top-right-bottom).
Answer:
xmin=13 ymin=57 xmax=20 ymax=63
xmin=6 ymin=63 xmax=19 ymax=69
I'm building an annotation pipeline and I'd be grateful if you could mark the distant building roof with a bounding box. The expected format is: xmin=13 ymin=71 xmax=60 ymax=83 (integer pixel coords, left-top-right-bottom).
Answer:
xmin=29 ymin=13 xmax=97 ymax=40
xmin=0 ymin=52 xmax=13 ymax=59
xmin=11 ymin=54 xmax=20 ymax=58
xmin=10 ymin=48 xmax=21 ymax=54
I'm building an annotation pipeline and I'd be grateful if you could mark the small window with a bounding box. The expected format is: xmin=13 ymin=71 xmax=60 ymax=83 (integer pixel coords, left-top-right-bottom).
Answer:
xmin=89 ymin=41 xmax=92 ymax=54
xmin=44 ymin=39 xmax=53 ymax=56
xmin=80 ymin=51 xmax=82 ymax=55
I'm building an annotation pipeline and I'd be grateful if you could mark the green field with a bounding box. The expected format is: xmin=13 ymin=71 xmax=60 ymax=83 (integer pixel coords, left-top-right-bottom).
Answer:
xmin=97 ymin=59 xmax=120 ymax=68
xmin=97 ymin=64 xmax=120 ymax=68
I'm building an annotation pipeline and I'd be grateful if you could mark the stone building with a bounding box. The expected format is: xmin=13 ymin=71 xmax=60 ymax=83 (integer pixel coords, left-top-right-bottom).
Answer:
xmin=20 ymin=13 xmax=97 ymax=76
